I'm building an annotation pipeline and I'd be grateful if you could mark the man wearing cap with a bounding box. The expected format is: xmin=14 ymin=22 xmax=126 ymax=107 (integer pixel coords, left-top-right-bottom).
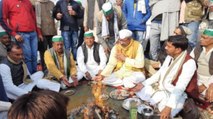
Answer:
xmin=44 ymin=36 xmax=81 ymax=89
xmin=190 ymin=29 xmax=213 ymax=113
xmin=0 ymin=42 xmax=60 ymax=100
xmin=96 ymin=2 xmax=127 ymax=56
xmin=94 ymin=29 xmax=145 ymax=89
xmin=77 ymin=31 xmax=107 ymax=80
xmin=0 ymin=29 xmax=11 ymax=62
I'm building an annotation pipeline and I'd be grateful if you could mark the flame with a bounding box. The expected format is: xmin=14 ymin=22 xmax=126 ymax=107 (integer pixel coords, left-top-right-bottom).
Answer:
xmin=92 ymin=81 xmax=105 ymax=108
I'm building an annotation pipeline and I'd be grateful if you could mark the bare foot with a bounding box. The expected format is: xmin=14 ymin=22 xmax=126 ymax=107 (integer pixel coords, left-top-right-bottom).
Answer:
xmin=207 ymin=104 xmax=213 ymax=114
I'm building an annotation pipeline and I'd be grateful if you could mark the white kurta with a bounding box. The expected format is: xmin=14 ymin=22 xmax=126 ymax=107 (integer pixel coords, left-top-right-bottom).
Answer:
xmin=136 ymin=54 xmax=197 ymax=117
xmin=0 ymin=64 xmax=60 ymax=100
xmin=101 ymin=44 xmax=146 ymax=88
xmin=190 ymin=47 xmax=213 ymax=94
xmin=77 ymin=45 xmax=107 ymax=78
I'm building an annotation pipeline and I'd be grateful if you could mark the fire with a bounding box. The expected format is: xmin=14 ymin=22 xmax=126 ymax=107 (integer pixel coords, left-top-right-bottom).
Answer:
xmin=83 ymin=81 xmax=119 ymax=119
xmin=92 ymin=81 xmax=105 ymax=108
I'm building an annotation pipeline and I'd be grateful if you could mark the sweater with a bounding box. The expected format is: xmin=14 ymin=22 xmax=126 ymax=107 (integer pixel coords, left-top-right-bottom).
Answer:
xmin=2 ymin=0 xmax=39 ymax=36
xmin=122 ymin=0 xmax=151 ymax=31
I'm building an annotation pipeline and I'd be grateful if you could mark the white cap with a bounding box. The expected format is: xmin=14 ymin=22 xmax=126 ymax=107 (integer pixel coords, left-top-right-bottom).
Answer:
xmin=119 ymin=29 xmax=132 ymax=39
xmin=102 ymin=2 xmax=113 ymax=15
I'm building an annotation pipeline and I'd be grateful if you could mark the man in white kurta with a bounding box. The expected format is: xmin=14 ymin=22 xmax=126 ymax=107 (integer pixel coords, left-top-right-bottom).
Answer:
xmin=94 ymin=29 xmax=145 ymax=88
xmin=0 ymin=43 xmax=60 ymax=100
xmin=190 ymin=29 xmax=213 ymax=113
xmin=77 ymin=31 xmax=107 ymax=80
xmin=132 ymin=35 xmax=197 ymax=118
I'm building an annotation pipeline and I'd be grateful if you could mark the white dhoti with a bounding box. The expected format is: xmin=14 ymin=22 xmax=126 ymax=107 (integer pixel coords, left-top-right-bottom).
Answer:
xmin=60 ymin=71 xmax=83 ymax=89
xmin=78 ymin=67 xmax=100 ymax=80
xmin=19 ymin=71 xmax=60 ymax=92
xmin=102 ymin=72 xmax=145 ymax=88
xmin=136 ymin=86 xmax=186 ymax=117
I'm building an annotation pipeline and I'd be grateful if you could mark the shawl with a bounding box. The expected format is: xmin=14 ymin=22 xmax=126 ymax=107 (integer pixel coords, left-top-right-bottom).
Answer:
xmin=49 ymin=48 xmax=71 ymax=78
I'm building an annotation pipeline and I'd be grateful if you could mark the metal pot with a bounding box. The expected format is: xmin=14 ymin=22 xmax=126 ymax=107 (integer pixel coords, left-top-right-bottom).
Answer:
xmin=141 ymin=107 xmax=154 ymax=119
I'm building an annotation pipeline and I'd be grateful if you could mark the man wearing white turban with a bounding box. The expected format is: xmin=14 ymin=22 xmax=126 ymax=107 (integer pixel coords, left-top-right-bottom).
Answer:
xmin=94 ymin=29 xmax=145 ymax=89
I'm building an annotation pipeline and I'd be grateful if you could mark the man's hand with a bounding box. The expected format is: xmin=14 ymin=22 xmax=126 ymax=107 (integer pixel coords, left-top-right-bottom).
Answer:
xmin=85 ymin=72 xmax=92 ymax=80
xmin=84 ymin=26 xmax=89 ymax=32
xmin=160 ymin=106 xmax=171 ymax=119
xmin=15 ymin=34 xmax=23 ymax=42
xmin=198 ymin=84 xmax=206 ymax=93
xmin=71 ymin=75 xmax=78 ymax=87
xmin=131 ymin=83 xmax=144 ymax=92
xmin=93 ymin=75 xmax=104 ymax=81
xmin=60 ymin=76 xmax=71 ymax=87
xmin=56 ymin=13 xmax=63 ymax=19
xmin=38 ymin=35 xmax=44 ymax=42
xmin=69 ymin=10 xmax=76 ymax=16
xmin=97 ymin=70 xmax=102 ymax=76
xmin=205 ymin=83 xmax=213 ymax=102
xmin=116 ymin=52 xmax=126 ymax=62
xmin=151 ymin=61 xmax=161 ymax=69
xmin=104 ymin=47 xmax=111 ymax=56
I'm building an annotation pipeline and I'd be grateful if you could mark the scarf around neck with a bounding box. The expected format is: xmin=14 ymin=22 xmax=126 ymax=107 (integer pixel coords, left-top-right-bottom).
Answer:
xmin=49 ymin=48 xmax=71 ymax=78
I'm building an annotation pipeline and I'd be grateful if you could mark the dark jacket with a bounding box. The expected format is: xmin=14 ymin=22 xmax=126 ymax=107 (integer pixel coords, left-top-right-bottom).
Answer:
xmin=52 ymin=0 xmax=83 ymax=31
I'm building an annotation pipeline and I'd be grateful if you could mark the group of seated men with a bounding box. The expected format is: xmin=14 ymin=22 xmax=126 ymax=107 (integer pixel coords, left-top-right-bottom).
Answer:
xmin=0 ymin=27 xmax=213 ymax=119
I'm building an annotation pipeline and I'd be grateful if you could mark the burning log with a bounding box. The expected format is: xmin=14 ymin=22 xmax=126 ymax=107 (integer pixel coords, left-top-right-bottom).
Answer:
xmin=70 ymin=81 xmax=119 ymax=119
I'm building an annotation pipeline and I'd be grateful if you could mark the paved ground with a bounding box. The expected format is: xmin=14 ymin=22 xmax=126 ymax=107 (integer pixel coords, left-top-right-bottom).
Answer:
xmin=62 ymin=80 xmax=213 ymax=119
xmin=62 ymin=80 xmax=144 ymax=119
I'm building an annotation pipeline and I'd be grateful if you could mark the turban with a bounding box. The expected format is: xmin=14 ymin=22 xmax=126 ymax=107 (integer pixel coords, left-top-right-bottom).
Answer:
xmin=102 ymin=2 xmax=113 ymax=16
xmin=52 ymin=35 xmax=63 ymax=42
xmin=203 ymin=29 xmax=213 ymax=37
xmin=84 ymin=31 xmax=94 ymax=37
xmin=0 ymin=28 xmax=7 ymax=37
xmin=119 ymin=29 xmax=133 ymax=39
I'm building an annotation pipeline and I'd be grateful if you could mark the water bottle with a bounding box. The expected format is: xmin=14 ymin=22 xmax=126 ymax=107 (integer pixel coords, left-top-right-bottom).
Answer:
xmin=129 ymin=100 xmax=138 ymax=119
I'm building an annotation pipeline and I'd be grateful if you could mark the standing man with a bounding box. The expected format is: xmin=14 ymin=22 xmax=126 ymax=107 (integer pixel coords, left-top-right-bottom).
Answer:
xmin=2 ymin=0 xmax=42 ymax=74
xmin=179 ymin=0 xmax=208 ymax=48
xmin=94 ymin=29 xmax=145 ymax=89
xmin=149 ymin=0 xmax=180 ymax=61
xmin=122 ymin=0 xmax=151 ymax=49
xmin=34 ymin=0 xmax=57 ymax=70
xmin=44 ymin=36 xmax=82 ymax=89
xmin=77 ymin=31 xmax=107 ymax=80
xmin=53 ymin=0 xmax=83 ymax=60
xmin=132 ymin=35 xmax=197 ymax=118
xmin=191 ymin=29 xmax=213 ymax=114
xmin=96 ymin=2 xmax=127 ymax=56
